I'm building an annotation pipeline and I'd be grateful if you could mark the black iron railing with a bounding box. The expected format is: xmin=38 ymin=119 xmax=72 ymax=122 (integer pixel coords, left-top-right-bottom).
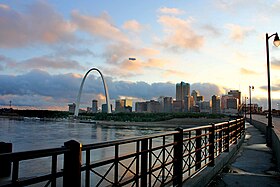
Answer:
xmin=0 ymin=118 xmax=245 ymax=187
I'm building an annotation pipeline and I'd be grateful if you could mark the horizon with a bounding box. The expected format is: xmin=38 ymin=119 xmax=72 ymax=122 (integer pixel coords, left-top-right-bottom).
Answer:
xmin=1 ymin=1 xmax=280 ymax=110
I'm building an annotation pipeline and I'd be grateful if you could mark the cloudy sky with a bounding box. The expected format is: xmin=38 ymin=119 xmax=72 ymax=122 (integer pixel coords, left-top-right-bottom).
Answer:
xmin=1 ymin=0 xmax=280 ymax=110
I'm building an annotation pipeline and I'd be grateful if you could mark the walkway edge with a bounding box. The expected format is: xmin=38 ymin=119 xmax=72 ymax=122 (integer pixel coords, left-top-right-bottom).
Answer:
xmin=183 ymin=135 xmax=245 ymax=187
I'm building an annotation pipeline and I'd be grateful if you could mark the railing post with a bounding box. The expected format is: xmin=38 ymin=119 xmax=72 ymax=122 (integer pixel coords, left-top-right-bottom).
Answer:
xmin=225 ymin=121 xmax=230 ymax=152
xmin=195 ymin=129 xmax=202 ymax=170
xmin=218 ymin=126 xmax=223 ymax=154
xmin=63 ymin=140 xmax=82 ymax=187
xmin=173 ymin=127 xmax=183 ymax=187
xmin=0 ymin=142 xmax=12 ymax=177
xmin=209 ymin=124 xmax=215 ymax=167
xmin=234 ymin=119 xmax=238 ymax=144
xmin=141 ymin=139 xmax=148 ymax=187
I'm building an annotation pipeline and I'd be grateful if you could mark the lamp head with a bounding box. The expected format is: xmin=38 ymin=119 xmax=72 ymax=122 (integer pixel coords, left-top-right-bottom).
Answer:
xmin=273 ymin=33 xmax=280 ymax=47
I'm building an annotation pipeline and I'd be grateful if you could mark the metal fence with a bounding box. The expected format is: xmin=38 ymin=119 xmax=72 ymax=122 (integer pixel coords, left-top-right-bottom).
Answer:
xmin=0 ymin=118 xmax=245 ymax=187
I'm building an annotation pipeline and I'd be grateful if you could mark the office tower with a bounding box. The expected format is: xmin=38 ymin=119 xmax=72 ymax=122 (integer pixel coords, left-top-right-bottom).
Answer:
xmin=115 ymin=99 xmax=133 ymax=112
xmin=102 ymin=104 xmax=112 ymax=113
xmin=212 ymin=95 xmax=221 ymax=114
xmin=135 ymin=102 xmax=147 ymax=112
xmin=92 ymin=100 xmax=98 ymax=113
xmin=147 ymin=100 xmax=161 ymax=113
xmin=68 ymin=103 xmax=76 ymax=113
xmin=176 ymin=82 xmax=190 ymax=101
xmin=191 ymin=90 xmax=199 ymax=104
xmin=164 ymin=97 xmax=173 ymax=113
xmin=228 ymin=90 xmax=241 ymax=105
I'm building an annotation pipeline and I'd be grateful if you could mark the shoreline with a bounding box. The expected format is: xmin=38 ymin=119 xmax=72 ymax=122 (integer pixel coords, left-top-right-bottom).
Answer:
xmin=95 ymin=117 xmax=230 ymax=128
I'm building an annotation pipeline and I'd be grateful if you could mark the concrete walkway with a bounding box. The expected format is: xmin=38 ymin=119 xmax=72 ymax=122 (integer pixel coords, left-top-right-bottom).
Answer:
xmin=209 ymin=123 xmax=280 ymax=187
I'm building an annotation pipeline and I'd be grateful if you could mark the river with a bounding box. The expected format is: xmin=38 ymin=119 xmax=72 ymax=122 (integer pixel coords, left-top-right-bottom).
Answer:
xmin=0 ymin=118 xmax=174 ymax=152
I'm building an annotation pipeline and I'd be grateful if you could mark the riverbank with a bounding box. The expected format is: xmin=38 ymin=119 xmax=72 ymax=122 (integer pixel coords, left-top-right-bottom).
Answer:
xmin=95 ymin=117 xmax=231 ymax=128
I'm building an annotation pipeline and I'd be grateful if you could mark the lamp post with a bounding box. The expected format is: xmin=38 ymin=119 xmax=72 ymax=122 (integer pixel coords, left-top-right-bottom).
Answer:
xmin=244 ymin=96 xmax=248 ymax=119
xmin=266 ymin=32 xmax=280 ymax=146
xmin=249 ymin=85 xmax=254 ymax=124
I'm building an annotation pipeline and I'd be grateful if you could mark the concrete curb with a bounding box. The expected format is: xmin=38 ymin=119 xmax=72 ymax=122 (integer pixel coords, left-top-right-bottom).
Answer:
xmin=251 ymin=119 xmax=280 ymax=170
xmin=182 ymin=135 xmax=245 ymax=187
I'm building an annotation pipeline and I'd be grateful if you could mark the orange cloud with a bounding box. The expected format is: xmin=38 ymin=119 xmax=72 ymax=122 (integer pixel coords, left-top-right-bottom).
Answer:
xmin=162 ymin=69 xmax=186 ymax=78
xmin=158 ymin=7 xmax=185 ymax=15
xmin=226 ymin=24 xmax=254 ymax=42
xmin=123 ymin=20 xmax=143 ymax=32
xmin=0 ymin=1 xmax=74 ymax=48
xmin=158 ymin=15 xmax=204 ymax=50
xmin=71 ymin=11 xmax=129 ymax=44
xmin=240 ymin=68 xmax=258 ymax=75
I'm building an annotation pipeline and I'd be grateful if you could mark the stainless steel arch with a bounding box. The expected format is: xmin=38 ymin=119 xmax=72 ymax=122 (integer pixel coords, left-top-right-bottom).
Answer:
xmin=74 ymin=68 xmax=111 ymax=116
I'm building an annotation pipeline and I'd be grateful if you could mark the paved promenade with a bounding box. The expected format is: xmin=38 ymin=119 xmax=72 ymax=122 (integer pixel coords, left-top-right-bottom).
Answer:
xmin=210 ymin=122 xmax=280 ymax=187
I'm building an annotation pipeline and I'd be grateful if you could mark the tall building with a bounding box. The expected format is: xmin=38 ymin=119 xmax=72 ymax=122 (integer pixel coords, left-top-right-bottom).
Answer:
xmin=102 ymin=104 xmax=112 ymax=113
xmin=211 ymin=95 xmax=221 ymax=114
xmin=92 ymin=100 xmax=98 ymax=113
xmin=228 ymin=90 xmax=241 ymax=105
xmin=115 ymin=99 xmax=133 ymax=112
xmin=68 ymin=103 xmax=76 ymax=114
xmin=164 ymin=97 xmax=173 ymax=113
xmin=147 ymin=100 xmax=161 ymax=113
xmin=135 ymin=102 xmax=147 ymax=112
xmin=191 ymin=90 xmax=199 ymax=104
xmin=176 ymin=82 xmax=190 ymax=101
xmin=199 ymin=101 xmax=211 ymax=113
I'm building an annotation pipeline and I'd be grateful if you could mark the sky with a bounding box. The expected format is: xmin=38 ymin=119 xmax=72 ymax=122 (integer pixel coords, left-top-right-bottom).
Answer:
xmin=1 ymin=0 xmax=280 ymax=111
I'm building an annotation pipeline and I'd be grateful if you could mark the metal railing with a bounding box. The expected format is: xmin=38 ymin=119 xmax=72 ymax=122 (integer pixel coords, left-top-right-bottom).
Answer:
xmin=0 ymin=118 xmax=245 ymax=187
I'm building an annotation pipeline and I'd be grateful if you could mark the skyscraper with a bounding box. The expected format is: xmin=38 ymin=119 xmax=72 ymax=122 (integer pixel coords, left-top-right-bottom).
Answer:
xmin=176 ymin=81 xmax=190 ymax=112
xmin=92 ymin=100 xmax=98 ymax=113
xmin=228 ymin=90 xmax=241 ymax=105
xmin=176 ymin=82 xmax=190 ymax=101
xmin=212 ymin=95 xmax=221 ymax=114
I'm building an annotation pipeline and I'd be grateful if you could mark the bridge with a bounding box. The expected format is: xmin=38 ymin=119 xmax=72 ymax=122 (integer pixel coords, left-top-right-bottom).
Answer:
xmin=0 ymin=116 xmax=279 ymax=186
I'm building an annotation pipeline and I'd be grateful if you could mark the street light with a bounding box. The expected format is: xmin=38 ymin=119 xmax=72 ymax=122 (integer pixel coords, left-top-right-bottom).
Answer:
xmin=249 ymin=86 xmax=254 ymax=124
xmin=266 ymin=32 xmax=280 ymax=146
xmin=244 ymin=96 xmax=248 ymax=119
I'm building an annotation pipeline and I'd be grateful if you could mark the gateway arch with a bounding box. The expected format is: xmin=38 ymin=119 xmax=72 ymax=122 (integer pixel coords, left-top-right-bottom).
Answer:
xmin=74 ymin=68 xmax=111 ymax=117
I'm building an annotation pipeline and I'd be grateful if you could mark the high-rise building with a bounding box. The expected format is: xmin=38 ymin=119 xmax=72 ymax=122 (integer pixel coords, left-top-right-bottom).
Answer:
xmin=147 ymin=100 xmax=161 ymax=113
xmin=176 ymin=82 xmax=190 ymax=101
xmin=211 ymin=95 xmax=221 ymax=114
xmin=228 ymin=90 xmax=241 ymax=105
xmin=102 ymin=104 xmax=112 ymax=113
xmin=164 ymin=97 xmax=173 ymax=113
xmin=135 ymin=102 xmax=147 ymax=112
xmin=92 ymin=100 xmax=98 ymax=113
xmin=115 ymin=99 xmax=133 ymax=112
xmin=68 ymin=103 xmax=76 ymax=114
xmin=191 ymin=90 xmax=199 ymax=104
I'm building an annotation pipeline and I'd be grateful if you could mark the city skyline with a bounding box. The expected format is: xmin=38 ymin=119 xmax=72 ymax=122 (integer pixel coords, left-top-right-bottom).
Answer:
xmin=1 ymin=1 xmax=280 ymax=110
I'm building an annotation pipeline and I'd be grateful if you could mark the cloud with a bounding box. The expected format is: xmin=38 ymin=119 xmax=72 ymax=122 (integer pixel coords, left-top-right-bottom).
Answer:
xmin=0 ymin=1 xmax=75 ymax=48
xmin=226 ymin=24 xmax=254 ymax=42
xmin=162 ymin=69 xmax=186 ymax=78
xmin=71 ymin=11 xmax=129 ymax=44
xmin=123 ymin=20 xmax=143 ymax=33
xmin=240 ymin=68 xmax=258 ymax=75
xmin=259 ymin=84 xmax=280 ymax=92
xmin=20 ymin=57 xmax=85 ymax=71
xmin=271 ymin=58 xmax=280 ymax=70
xmin=201 ymin=24 xmax=221 ymax=36
xmin=158 ymin=7 xmax=185 ymax=15
xmin=158 ymin=15 xmax=204 ymax=51
xmin=191 ymin=83 xmax=226 ymax=100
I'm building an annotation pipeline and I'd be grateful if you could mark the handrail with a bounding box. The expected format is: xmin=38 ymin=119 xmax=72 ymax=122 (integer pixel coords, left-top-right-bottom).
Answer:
xmin=0 ymin=117 xmax=245 ymax=187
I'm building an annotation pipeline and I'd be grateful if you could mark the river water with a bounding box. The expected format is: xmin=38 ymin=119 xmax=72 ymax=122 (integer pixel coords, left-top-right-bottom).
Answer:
xmin=0 ymin=118 xmax=175 ymax=186
xmin=0 ymin=118 xmax=173 ymax=152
